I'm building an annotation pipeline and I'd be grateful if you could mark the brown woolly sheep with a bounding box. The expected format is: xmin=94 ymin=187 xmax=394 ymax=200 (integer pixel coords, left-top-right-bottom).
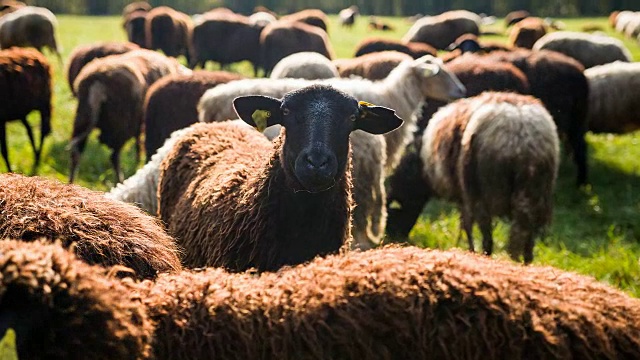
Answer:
xmin=0 ymin=0 xmax=24 ymax=16
xmin=158 ymin=85 xmax=402 ymax=271
xmin=66 ymin=41 xmax=139 ymax=96
xmin=70 ymin=49 xmax=185 ymax=183
xmin=402 ymin=10 xmax=482 ymax=50
xmin=122 ymin=1 xmax=151 ymax=18
xmin=0 ymin=6 xmax=60 ymax=62
xmin=189 ymin=12 xmax=263 ymax=75
xmin=483 ymin=49 xmax=589 ymax=185
xmin=0 ymin=240 xmax=154 ymax=359
xmin=508 ymin=17 xmax=547 ymax=49
xmin=335 ymin=51 xmax=413 ymax=80
xmin=354 ymin=37 xmax=437 ymax=59
xmin=280 ymin=9 xmax=328 ymax=32
xmin=145 ymin=6 xmax=192 ymax=63
xmin=143 ymin=246 xmax=640 ymax=359
xmin=124 ymin=9 xmax=147 ymax=48
xmin=260 ymin=20 xmax=334 ymax=77
xmin=0 ymin=173 xmax=181 ymax=278
xmin=144 ymin=70 xmax=244 ymax=161
xmin=0 ymin=47 xmax=51 ymax=173
xmin=504 ymin=10 xmax=530 ymax=27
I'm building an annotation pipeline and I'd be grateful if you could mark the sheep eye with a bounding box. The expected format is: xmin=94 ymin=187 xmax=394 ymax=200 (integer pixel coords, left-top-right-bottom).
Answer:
xmin=282 ymin=108 xmax=290 ymax=116
xmin=349 ymin=114 xmax=357 ymax=122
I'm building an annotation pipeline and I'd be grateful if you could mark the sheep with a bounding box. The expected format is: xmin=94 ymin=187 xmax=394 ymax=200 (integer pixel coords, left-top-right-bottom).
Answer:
xmin=0 ymin=173 xmax=182 ymax=278
xmin=441 ymin=33 xmax=512 ymax=62
xmin=122 ymin=1 xmax=151 ymax=18
xmin=69 ymin=49 xmax=186 ymax=183
xmin=143 ymin=246 xmax=640 ymax=359
xmin=623 ymin=14 xmax=640 ymax=38
xmin=532 ymin=31 xmax=632 ymax=69
xmin=280 ymin=9 xmax=328 ymax=32
xmin=504 ymin=10 xmax=530 ymax=27
xmin=389 ymin=92 xmax=560 ymax=264
xmin=609 ymin=10 xmax=621 ymax=28
xmin=402 ymin=10 xmax=482 ymax=50
xmin=0 ymin=0 xmax=24 ymax=16
xmin=189 ymin=12 xmax=263 ymax=76
xmin=0 ymin=47 xmax=51 ymax=173
xmin=0 ymin=240 xmax=154 ymax=359
xmin=123 ymin=9 xmax=147 ymax=48
xmin=335 ymin=51 xmax=414 ymax=80
xmin=584 ymin=61 xmax=640 ymax=134
xmin=66 ymin=41 xmax=139 ymax=96
xmin=260 ymin=20 xmax=334 ymax=77
xmin=0 ymin=5 xmax=60 ymax=62
xmin=145 ymin=6 xmax=192 ymax=63
xmin=339 ymin=5 xmax=358 ymax=28
xmin=508 ymin=17 xmax=547 ymax=49
xmin=270 ymin=51 xmax=338 ymax=80
xmin=144 ymin=70 xmax=244 ymax=162
xmin=159 ymin=85 xmax=403 ymax=271
xmin=483 ymin=49 xmax=589 ymax=186
xmin=368 ymin=16 xmax=394 ymax=31
xmin=249 ymin=10 xmax=276 ymax=27
xmin=354 ymin=37 xmax=437 ymax=59
xmin=614 ymin=11 xmax=637 ymax=34
xmin=199 ymin=54 xmax=466 ymax=174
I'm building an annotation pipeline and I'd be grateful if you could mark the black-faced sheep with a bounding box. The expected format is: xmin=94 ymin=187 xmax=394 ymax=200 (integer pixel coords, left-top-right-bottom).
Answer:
xmin=145 ymin=6 xmax=192 ymax=63
xmin=66 ymin=41 xmax=139 ymax=96
xmin=402 ymin=10 xmax=482 ymax=50
xmin=260 ymin=20 xmax=334 ymax=77
xmin=441 ymin=33 xmax=513 ymax=62
xmin=0 ymin=47 xmax=51 ymax=173
xmin=122 ymin=1 xmax=151 ymax=18
xmin=504 ymin=10 xmax=530 ymax=27
xmin=354 ymin=37 xmax=437 ymax=59
xmin=585 ymin=61 xmax=640 ymax=134
xmin=0 ymin=5 xmax=60 ymax=61
xmin=69 ymin=49 xmax=186 ymax=183
xmin=280 ymin=9 xmax=328 ymax=32
xmin=339 ymin=5 xmax=358 ymax=28
xmin=0 ymin=173 xmax=181 ymax=278
xmin=189 ymin=12 xmax=263 ymax=76
xmin=389 ymin=92 xmax=559 ymax=263
xmin=144 ymin=246 xmax=640 ymax=359
xmin=483 ymin=49 xmax=590 ymax=186
xmin=159 ymin=85 xmax=403 ymax=271
xmin=0 ymin=239 xmax=154 ymax=359
xmin=532 ymin=31 xmax=633 ymax=69
xmin=124 ymin=9 xmax=147 ymax=48
xmin=508 ymin=17 xmax=547 ymax=49
xmin=270 ymin=51 xmax=338 ymax=80
xmin=144 ymin=70 xmax=244 ymax=162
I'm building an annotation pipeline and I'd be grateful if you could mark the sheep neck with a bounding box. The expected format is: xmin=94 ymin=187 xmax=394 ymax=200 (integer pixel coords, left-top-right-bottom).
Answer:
xmin=248 ymin=135 xmax=353 ymax=272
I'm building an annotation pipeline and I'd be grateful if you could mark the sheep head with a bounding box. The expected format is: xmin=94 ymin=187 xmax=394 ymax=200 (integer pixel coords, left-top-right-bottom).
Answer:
xmin=233 ymin=84 xmax=402 ymax=192
xmin=412 ymin=55 xmax=466 ymax=102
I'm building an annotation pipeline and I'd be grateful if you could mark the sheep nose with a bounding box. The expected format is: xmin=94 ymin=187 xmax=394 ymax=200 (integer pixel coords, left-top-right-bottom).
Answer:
xmin=305 ymin=152 xmax=330 ymax=170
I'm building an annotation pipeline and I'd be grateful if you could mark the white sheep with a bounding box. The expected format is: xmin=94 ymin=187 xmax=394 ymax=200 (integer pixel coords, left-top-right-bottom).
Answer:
xmin=269 ymin=51 xmax=339 ymax=80
xmin=532 ymin=31 xmax=632 ymax=68
xmin=584 ymin=61 xmax=640 ymax=134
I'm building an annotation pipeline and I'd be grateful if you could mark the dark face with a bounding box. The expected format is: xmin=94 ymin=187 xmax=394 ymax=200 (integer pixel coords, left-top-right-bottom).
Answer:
xmin=233 ymin=84 xmax=404 ymax=193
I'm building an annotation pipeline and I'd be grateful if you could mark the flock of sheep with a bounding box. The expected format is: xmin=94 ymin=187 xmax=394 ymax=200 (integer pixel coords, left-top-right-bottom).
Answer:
xmin=1 ymin=1 xmax=640 ymax=358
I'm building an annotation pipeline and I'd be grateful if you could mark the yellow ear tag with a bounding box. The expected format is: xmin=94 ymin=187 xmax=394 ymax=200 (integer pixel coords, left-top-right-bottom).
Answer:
xmin=0 ymin=328 xmax=18 ymax=360
xmin=359 ymin=101 xmax=377 ymax=118
xmin=359 ymin=101 xmax=376 ymax=107
xmin=251 ymin=110 xmax=270 ymax=132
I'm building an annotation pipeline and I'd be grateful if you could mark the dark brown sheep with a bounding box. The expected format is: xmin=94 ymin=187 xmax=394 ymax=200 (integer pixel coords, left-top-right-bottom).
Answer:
xmin=143 ymin=246 xmax=640 ymax=359
xmin=0 ymin=6 xmax=61 ymax=62
xmin=280 ymin=9 xmax=328 ymax=32
xmin=124 ymin=9 xmax=147 ymax=48
xmin=189 ymin=12 xmax=263 ymax=75
xmin=0 ymin=239 xmax=154 ymax=359
xmin=483 ymin=49 xmax=589 ymax=186
xmin=402 ymin=10 xmax=482 ymax=50
xmin=0 ymin=47 xmax=51 ymax=173
xmin=144 ymin=70 xmax=244 ymax=161
xmin=158 ymin=85 xmax=402 ymax=271
xmin=335 ymin=51 xmax=413 ymax=80
xmin=70 ymin=49 xmax=185 ymax=183
xmin=354 ymin=37 xmax=436 ymax=59
xmin=0 ymin=173 xmax=182 ymax=278
xmin=508 ymin=17 xmax=547 ymax=49
xmin=66 ymin=41 xmax=139 ymax=96
xmin=122 ymin=1 xmax=150 ymax=18
xmin=260 ymin=20 xmax=334 ymax=77
xmin=145 ymin=6 xmax=192 ymax=63
xmin=504 ymin=10 xmax=530 ymax=27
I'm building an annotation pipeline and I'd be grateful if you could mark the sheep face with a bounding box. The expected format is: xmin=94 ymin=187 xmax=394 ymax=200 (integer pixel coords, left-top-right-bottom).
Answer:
xmin=234 ymin=84 xmax=402 ymax=192
xmin=412 ymin=55 xmax=466 ymax=101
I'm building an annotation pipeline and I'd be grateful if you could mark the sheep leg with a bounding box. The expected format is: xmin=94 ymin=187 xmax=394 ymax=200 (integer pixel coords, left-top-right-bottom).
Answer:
xmin=568 ymin=129 xmax=588 ymax=186
xmin=460 ymin=206 xmax=475 ymax=253
xmin=477 ymin=211 xmax=494 ymax=256
xmin=0 ymin=123 xmax=11 ymax=173
xmin=69 ymin=138 xmax=87 ymax=183
xmin=111 ymin=149 xmax=124 ymax=184
xmin=20 ymin=118 xmax=39 ymax=168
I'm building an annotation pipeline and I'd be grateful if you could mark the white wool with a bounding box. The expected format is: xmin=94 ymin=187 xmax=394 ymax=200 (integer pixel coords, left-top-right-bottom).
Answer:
xmin=270 ymin=52 xmax=339 ymax=80
xmin=532 ymin=31 xmax=632 ymax=68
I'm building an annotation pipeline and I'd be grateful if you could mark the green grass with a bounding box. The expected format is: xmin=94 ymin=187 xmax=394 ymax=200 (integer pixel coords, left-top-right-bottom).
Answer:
xmin=7 ymin=15 xmax=640 ymax=296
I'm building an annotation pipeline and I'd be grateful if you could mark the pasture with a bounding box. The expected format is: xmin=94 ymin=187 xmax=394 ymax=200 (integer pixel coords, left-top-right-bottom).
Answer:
xmin=6 ymin=14 xmax=640 ymax=295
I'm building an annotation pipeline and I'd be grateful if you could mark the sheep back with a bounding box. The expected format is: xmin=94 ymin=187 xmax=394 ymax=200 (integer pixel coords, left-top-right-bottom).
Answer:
xmin=143 ymin=246 xmax=640 ymax=360
xmin=0 ymin=173 xmax=182 ymax=278
xmin=0 ymin=6 xmax=59 ymax=55
xmin=402 ymin=10 xmax=482 ymax=49
xmin=270 ymin=51 xmax=338 ymax=80
xmin=124 ymin=9 xmax=147 ymax=48
xmin=354 ymin=37 xmax=437 ymax=59
xmin=145 ymin=6 xmax=192 ymax=60
xmin=279 ymin=9 xmax=328 ymax=32
xmin=508 ymin=17 xmax=547 ymax=49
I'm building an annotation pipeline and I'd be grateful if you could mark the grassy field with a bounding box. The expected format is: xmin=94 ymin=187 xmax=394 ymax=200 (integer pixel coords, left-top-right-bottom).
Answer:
xmin=6 ymin=14 xmax=640 ymax=296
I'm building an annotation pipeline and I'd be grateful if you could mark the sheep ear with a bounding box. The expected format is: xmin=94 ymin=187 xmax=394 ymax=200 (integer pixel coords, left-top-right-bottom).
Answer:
xmin=355 ymin=101 xmax=404 ymax=135
xmin=420 ymin=63 xmax=440 ymax=77
xmin=233 ymin=96 xmax=283 ymax=132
